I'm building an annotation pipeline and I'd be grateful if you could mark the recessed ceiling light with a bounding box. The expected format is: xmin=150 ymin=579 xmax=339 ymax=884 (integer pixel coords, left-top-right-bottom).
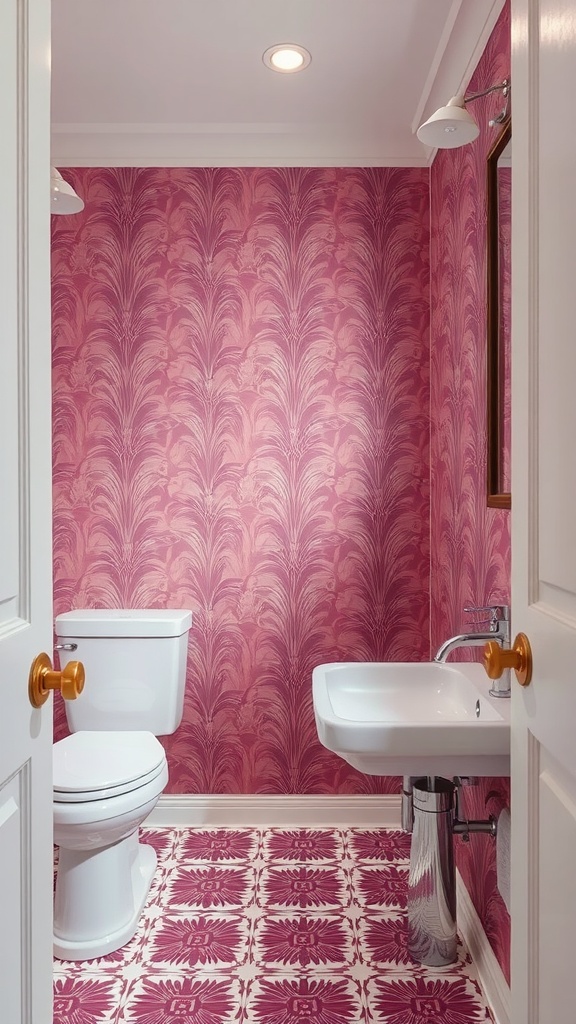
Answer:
xmin=263 ymin=44 xmax=311 ymax=74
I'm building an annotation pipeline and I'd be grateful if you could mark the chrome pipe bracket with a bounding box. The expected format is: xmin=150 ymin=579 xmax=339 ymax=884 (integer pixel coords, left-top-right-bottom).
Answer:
xmin=453 ymin=815 xmax=497 ymax=842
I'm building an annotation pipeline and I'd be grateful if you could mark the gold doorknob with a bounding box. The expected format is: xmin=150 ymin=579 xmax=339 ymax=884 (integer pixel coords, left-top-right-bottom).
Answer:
xmin=483 ymin=632 xmax=533 ymax=687
xmin=28 ymin=652 xmax=85 ymax=709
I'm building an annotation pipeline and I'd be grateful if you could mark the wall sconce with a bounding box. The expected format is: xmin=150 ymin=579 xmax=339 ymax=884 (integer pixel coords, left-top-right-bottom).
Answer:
xmin=51 ymin=167 xmax=84 ymax=215
xmin=417 ymin=78 xmax=510 ymax=149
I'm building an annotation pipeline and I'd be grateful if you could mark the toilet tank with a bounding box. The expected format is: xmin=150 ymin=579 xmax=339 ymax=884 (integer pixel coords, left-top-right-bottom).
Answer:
xmin=54 ymin=609 xmax=192 ymax=735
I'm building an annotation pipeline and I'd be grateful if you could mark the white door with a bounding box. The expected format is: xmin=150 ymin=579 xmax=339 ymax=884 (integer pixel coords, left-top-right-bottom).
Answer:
xmin=511 ymin=0 xmax=576 ymax=1021
xmin=0 ymin=0 xmax=54 ymax=1021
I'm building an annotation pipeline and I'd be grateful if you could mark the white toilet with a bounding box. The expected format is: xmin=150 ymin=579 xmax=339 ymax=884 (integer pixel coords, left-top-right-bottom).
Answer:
xmin=52 ymin=608 xmax=192 ymax=961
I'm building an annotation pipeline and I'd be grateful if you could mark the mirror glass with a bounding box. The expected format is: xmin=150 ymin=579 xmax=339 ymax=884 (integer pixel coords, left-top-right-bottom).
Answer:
xmin=487 ymin=121 xmax=511 ymax=508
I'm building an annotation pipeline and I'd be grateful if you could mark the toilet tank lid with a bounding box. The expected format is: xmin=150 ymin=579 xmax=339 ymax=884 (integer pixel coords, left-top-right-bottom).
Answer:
xmin=55 ymin=609 xmax=193 ymax=638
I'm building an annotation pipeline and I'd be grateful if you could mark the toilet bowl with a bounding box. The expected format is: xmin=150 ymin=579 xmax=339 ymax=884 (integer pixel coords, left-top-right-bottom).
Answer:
xmin=52 ymin=608 xmax=192 ymax=961
xmin=53 ymin=731 xmax=168 ymax=960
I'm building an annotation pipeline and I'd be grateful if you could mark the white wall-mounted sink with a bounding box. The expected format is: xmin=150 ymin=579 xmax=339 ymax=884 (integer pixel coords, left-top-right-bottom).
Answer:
xmin=313 ymin=661 xmax=510 ymax=777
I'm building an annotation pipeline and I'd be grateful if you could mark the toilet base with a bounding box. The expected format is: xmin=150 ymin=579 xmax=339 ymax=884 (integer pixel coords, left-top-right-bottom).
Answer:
xmin=54 ymin=835 xmax=157 ymax=960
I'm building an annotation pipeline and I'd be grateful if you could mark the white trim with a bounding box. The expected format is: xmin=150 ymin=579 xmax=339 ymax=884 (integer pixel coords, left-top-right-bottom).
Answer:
xmin=411 ymin=0 xmax=465 ymax=133
xmin=454 ymin=0 xmax=507 ymax=101
xmin=456 ymin=869 xmax=511 ymax=1024
xmin=145 ymin=793 xmax=402 ymax=829
xmin=49 ymin=125 xmax=429 ymax=168
xmin=413 ymin=0 xmax=506 ymax=131
xmin=412 ymin=0 xmax=506 ymax=165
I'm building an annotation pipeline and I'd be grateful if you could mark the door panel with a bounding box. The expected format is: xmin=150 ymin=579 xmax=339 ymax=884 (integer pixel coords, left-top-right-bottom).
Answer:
xmin=0 ymin=771 xmax=30 ymax=1022
xmin=538 ymin=755 xmax=576 ymax=1023
xmin=0 ymin=0 xmax=54 ymax=1020
xmin=512 ymin=0 xmax=576 ymax=1019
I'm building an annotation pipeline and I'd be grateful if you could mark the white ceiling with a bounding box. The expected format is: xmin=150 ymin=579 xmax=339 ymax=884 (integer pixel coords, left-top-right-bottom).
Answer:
xmin=51 ymin=0 xmax=505 ymax=167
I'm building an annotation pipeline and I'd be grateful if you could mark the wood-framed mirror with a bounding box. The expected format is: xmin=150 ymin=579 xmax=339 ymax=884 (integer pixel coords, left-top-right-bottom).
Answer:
xmin=487 ymin=119 xmax=511 ymax=509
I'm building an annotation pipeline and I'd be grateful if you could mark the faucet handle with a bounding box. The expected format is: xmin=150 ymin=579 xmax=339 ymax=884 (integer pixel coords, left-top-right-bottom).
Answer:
xmin=464 ymin=604 xmax=508 ymax=616
xmin=464 ymin=604 xmax=509 ymax=622
xmin=464 ymin=604 xmax=510 ymax=634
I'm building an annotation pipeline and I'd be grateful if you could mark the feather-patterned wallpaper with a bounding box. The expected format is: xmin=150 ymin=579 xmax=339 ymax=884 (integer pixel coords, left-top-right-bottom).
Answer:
xmin=52 ymin=166 xmax=431 ymax=796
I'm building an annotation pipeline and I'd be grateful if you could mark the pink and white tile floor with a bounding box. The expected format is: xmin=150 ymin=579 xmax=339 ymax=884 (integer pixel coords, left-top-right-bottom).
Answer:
xmin=53 ymin=827 xmax=494 ymax=1023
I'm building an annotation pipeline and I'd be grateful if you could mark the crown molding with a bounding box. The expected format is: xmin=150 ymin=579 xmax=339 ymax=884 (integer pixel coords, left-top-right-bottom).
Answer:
xmin=50 ymin=122 xmax=429 ymax=168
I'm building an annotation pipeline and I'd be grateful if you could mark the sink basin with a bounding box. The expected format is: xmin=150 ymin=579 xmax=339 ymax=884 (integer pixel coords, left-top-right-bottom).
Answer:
xmin=312 ymin=661 xmax=510 ymax=777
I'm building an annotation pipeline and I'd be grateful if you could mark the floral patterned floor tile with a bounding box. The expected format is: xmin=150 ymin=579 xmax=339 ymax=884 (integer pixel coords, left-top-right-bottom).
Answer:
xmin=257 ymin=863 xmax=350 ymax=912
xmin=53 ymin=826 xmax=494 ymax=1024
xmin=366 ymin=973 xmax=493 ymax=1023
xmin=178 ymin=827 xmax=259 ymax=864
xmin=144 ymin=911 xmax=252 ymax=971
xmin=162 ymin=862 xmax=258 ymax=910
xmin=53 ymin=974 xmax=128 ymax=1023
xmin=351 ymin=864 xmax=410 ymax=910
xmin=121 ymin=974 xmax=242 ymax=1024
xmin=261 ymin=828 xmax=345 ymax=864
xmin=244 ymin=974 xmax=366 ymax=1024
xmin=345 ymin=828 xmax=412 ymax=864
xmin=251 ymin=912 xmax=357 ymax=969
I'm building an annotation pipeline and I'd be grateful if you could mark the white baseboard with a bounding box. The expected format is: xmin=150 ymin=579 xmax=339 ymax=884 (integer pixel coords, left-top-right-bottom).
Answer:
xmin=145 ymin=793 xmax=402 ymax=829
xmin=456 ymin=870 xmax=511 ymax=1024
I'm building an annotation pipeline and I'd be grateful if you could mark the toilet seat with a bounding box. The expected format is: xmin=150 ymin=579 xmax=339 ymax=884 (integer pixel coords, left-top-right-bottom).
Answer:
xmin=53 ymin=760 xmax=166 ymax=803
xmin=53 ymin=731 xmax=166 ymax=803
xmin=53 ymin=759 xmax=169 ymax=830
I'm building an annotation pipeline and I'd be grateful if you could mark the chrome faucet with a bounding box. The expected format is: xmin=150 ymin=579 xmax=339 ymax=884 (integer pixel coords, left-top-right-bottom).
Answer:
xmin=433 ymin=605 xmax=511 ymax=697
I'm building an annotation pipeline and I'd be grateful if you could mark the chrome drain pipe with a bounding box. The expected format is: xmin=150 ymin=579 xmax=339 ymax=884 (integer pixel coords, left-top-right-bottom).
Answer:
xmin=407 ymin=777 xmax=457 ymax=966
xmin=406 ymin=776 xmax=497 ymax=967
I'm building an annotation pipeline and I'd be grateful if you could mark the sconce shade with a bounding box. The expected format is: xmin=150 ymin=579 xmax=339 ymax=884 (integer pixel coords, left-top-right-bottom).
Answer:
xmin=417 ymin=95 xmax=480 ymax=149
xmin=50 ymin=167 xmax=84 ymax=215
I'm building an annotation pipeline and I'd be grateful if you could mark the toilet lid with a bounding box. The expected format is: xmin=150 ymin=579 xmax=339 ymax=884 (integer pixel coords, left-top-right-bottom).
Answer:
xmin=53 ymin=732 xmax=166 ymax=797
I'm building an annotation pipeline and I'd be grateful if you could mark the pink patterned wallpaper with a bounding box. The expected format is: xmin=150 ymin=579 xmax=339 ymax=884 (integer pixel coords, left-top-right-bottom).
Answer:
xmin=51 ymin=167 xmax=431 ymax=796
xmin=429 ymin=2 xmax=511 ymax=983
